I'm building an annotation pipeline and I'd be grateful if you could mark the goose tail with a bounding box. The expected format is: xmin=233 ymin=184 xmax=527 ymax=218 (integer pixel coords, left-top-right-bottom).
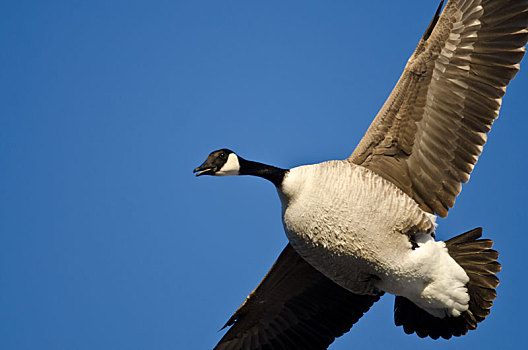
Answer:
xmin=394 ymin=227 xmax=501 ymax=339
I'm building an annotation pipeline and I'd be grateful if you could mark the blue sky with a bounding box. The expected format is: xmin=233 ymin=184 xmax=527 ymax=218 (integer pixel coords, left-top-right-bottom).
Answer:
xmin=1 ymin=1 xmax=527 ymax=349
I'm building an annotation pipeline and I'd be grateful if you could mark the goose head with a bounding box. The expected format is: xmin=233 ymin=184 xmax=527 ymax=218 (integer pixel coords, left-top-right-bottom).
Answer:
xmin=193 ymin=149 xmax=287 ymax=187
xmin=193 ymin=149 xmax=240 ymax=176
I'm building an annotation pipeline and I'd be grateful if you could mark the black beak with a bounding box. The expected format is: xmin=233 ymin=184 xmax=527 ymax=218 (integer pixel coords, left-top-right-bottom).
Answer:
xmin=193 ymin=162 xmax=215 ymax=177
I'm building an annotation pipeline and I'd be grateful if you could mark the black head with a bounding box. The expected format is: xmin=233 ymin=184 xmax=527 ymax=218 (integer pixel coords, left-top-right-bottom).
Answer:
xmin=193 ymin=149 xmax=239 ymax=176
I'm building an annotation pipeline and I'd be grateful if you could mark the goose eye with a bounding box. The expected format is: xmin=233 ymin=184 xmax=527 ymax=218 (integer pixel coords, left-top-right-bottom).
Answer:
xmin=220 ymin=153 xmax=226 ymax=159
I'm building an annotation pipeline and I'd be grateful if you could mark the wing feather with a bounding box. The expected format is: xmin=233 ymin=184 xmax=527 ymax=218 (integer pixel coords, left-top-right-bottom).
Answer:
xmin=349 ymin=0 xmax=528 ymax=217
xmin=214 ymin=245 xmax=382 ymax=350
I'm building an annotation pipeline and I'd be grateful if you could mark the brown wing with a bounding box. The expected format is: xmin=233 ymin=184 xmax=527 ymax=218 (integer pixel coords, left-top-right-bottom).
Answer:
xmin=214 ymin=244 xmax=382 ymax=350
xmin=349 ymin=0 xmax=528 ymax=217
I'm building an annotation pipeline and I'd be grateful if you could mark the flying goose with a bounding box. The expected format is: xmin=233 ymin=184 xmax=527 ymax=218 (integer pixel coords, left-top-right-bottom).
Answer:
xmin=194 ymin=0 xmax=528 ymax=348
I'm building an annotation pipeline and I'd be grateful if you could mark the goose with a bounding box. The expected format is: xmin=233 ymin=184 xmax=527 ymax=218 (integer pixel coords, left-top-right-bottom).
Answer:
xmin=194 ymin=1 xmax=528 ymax=348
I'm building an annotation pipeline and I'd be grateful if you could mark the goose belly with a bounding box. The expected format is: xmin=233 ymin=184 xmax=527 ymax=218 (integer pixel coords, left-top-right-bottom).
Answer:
xmin=280 ymin=161 xmax=435 ymax=294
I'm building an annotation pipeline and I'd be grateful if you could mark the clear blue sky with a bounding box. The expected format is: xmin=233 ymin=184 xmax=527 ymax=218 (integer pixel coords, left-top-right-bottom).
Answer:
xmin=1 ymin=1 xmax=527 ymax=349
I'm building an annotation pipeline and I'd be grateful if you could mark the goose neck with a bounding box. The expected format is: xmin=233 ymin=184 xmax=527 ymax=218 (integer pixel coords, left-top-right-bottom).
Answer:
xmin=239 ymin=158 xmax=287 ymax=187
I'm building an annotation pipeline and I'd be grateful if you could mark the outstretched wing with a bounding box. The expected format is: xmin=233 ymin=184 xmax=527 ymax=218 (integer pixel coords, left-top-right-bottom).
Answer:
xmin=214 ymin=244 xmax=382 ymax=350
xmin=349 ymin=0 xmax=528 ymax=217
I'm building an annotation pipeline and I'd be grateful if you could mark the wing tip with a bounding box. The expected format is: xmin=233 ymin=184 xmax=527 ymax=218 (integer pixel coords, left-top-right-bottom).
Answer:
xmin=422 ymin=0 xmax=446 ymax=41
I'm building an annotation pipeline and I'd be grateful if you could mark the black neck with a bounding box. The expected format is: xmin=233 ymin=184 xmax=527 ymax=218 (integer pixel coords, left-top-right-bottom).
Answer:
xmin=238 ymin=158 xmax=287 ymax=187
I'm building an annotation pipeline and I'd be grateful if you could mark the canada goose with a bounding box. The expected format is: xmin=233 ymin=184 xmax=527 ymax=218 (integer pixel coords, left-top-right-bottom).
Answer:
xmin=194 ymin=1 xmax=528 ymax=348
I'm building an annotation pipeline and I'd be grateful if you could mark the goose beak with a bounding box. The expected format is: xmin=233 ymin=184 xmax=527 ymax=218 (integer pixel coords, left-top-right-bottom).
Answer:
xmin=193 ymin=162 xmax=215 ymax=176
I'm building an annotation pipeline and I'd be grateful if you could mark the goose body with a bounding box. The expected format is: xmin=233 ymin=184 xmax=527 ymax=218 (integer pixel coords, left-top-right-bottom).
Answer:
xmin=280 ymin=161 xmax=468 ymax=317
xmin=193 ymin=1 xmax=528 ymax=348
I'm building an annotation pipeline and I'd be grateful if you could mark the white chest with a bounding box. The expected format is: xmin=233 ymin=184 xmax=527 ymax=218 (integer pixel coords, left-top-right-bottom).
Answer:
xmin=278 ymin=161 xmax=435 ymax=292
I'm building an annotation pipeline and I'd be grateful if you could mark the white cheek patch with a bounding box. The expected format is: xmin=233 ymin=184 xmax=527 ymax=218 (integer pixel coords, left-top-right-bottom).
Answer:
xmin=216 ymin=153 xmax=240 ymax=176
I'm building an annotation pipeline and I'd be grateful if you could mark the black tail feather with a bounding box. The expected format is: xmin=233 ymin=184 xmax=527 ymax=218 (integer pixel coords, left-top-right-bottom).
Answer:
xmin=394 ymin=228 xmax=501 ymax=339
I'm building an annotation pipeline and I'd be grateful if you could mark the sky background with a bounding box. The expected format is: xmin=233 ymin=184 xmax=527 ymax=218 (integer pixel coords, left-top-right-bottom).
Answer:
xmin=1 ymin=1 xmax=527 ymax=349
